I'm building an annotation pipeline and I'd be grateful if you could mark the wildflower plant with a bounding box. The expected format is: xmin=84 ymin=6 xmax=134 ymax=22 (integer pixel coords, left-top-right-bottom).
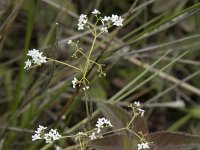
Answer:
xmin=27 ymin=9 xmax=152 ymax=149
xmin=32 ymin=125 xmax=61 ymax=144
xmin=0 ymin=0 xmax=199 ymax=149
xmin=25 ymin=9 xmax=124 ymax=89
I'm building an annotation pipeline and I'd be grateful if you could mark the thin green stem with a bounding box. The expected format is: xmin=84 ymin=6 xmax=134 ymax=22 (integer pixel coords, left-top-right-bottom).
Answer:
xmin=89 ymin=59 xmax=100 ymax=66
xmin=79 ymin=137 xmax=84 ymax=150
xmin=84 ymin=89 xmax=91 ymax=133
xmin=126 ymin=128 xmax=143 ymax=141
xmin=102 ymin=127 xmax=127 ymax=135
xmin=47 ymin=57 xmax=82 ymax=72
xmin=77 ymin=49 xmax=88 ymax=58
xmin=126 ymin=113 xmax=137 ymax=128
xmin=83 ymin=33 xmax=97 ymax=78
xmin=61 ymin=135 xmax=76 ymax=139
xmin=86 ymin=25 xmax=95 ymax=36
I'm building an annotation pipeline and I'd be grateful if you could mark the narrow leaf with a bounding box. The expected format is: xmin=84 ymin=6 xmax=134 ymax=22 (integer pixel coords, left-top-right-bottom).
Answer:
xmin=150 ymin=131 xmax=200 ymax=150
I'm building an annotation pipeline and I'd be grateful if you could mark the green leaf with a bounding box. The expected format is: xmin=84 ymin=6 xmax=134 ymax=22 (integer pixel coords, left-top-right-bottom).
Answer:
xmin=90 ymin=83 xmax=107 ymax=98
xmin=150 ymin=131 xmax=200 ymax=150
xmin=92 ymin=135 xmax=137 ymax=150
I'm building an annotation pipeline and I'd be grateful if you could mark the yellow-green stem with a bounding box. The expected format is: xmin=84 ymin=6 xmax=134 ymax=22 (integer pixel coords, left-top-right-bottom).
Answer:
xmin=126 ymin=113 xmax=137 ymax=128
xmin=84 ymin=91 xmax=91 ymax=130
xmin=47 ymin=57 xmax=81 ymax=72
xmin=83 ymin=33 xmax=97 ymax=78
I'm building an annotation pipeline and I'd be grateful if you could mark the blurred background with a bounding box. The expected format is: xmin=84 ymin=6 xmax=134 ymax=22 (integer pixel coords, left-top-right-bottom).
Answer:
xmin=0 ymin=0 xmax=200 ymax=149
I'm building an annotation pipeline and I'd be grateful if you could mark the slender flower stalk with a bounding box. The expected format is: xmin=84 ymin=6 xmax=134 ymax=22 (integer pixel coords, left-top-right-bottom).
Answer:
xmin=47 ymin=58 xmax=82 ymax=72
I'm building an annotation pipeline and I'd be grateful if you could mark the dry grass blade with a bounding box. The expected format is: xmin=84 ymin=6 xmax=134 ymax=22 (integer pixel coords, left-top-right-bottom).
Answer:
xmin=0 ymin=0 xmax=24 ymax=51
xmin=146 ymin=70 xmax=200 ymax=104
xmin=42 ymin=0 xmax=78 ymax=18
xmin=127 ymin=55 xmax=200 ymax=96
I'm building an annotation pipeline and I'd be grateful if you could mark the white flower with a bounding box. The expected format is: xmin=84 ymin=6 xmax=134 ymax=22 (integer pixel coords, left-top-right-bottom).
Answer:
xmin=95 ymin=117 xmax=113 ymax=129
xmin=100 ymin=27 xmax=108 ymax=33
xmin=32 ymin=134 xmax=41 ymax=141
xmin=78 ymin=14 xmax=88 ymax=30
xmin=142 ymin=142 xmax=150 ymax=149
xmin=78 ymin=23 xmax=84 ymax=30
xmin=68 ymin=40 xmax=72 ymax=44
xmin=111 ymin=14 xmax=124 ymax=26
xmin=137 ymin=142 xmax=150 ymax=150
xmin=89 ymin=132 xmax=97 ymax=140
xmin=75 ymin=132 xmax=88 ymax=141
xmin=72 ymin=77 xmax=78 ymax=88
xmin=138 ymin=108 xmax=145 ymax=117
xmin=44 ymin=133 xmax=52 ymax=143
xmin=25 ymin=49 xmax=47 ymax=69
xmin=96 ymin=128 xmax=101 ymax=134
xmin=138 ymin=143 xmax=143 ymax=150
xmin=24 ymin=59 xmax=32 ymax=69
xmin=76 ymin=132 xmax=87 ymax=136
xmin=50 ymin=129 xmax=61 ymax=140
xmin=134 ymin=101 xmax=141 ymax=107
xmin=44 ymin=129 xmax=61 ymax=143
xmin=94 ymin=118 xmax=113 ymax=134
xmin=102 ymin=16 xmax=111 ymax=22
xmin=113 ymin=16 xmax=124 ymax=26
xmin=92 ymin=9 xmax=101 ymax=15
xmin=101 ymin=16 xmax=111 ymax=27
xmin=27 ymin=49 xmax=47 ymax=65
xmin=35 ymin=125 xmax=47 ymax=134
xmin=32 ymin=125 xmax=61 ymax=143
xmin=132 ymin=101 xmax=145 ymax=117
xmin=32 ymin=125 xmax=47 ymax=141
xmin=79 ymin=14 xmax=87 ymax=21
xmin=83 ymin=86 xmax=89 ymax=90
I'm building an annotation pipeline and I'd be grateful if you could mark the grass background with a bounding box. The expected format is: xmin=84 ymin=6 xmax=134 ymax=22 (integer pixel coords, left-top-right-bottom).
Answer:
xmin=0 ymin=0 xmax=200 ymax=149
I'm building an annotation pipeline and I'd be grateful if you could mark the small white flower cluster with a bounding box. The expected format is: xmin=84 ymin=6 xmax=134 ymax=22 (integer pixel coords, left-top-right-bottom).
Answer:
xmin=32 ymin=125 xmax=61 ymax=143
xmin=78 ymin=14 xmax=88 ymax=30
xmin=75 ymin=118 xmax=113 ymax=141
xmin=75 ymin=132 xmax=87 ymax=141
xmin=72 ymin=77 xmax=78 ymax=88
xmin=44 ymin=129 xmax=61 ymax=143
xmin=92 ymin=9 xmax=101 ymax=15
xmin=71 ymin=77 xmax=89 ymax=90
xmin=134 ymin=101 xmax=145 ymax=117
xmin=134 ymin=101 xmax=141 ymax=107
xmin=95 ymin=117 xmax=113 ymax=132
xmin=102 ymin=14 xmax=124 ymax=26
xmin=77 ymin=9 xmax=124 ymax=32
xmin=32 ymin=125 xmax=47 ymax=141
xmin=67 ymin=40 xmax=72 ymax=45
xmin=83 ymin=86 xmax=89 ymax=91
xmin=137 ymin=142 xmax=150 ymax=150
xmin=89 ymin=117 xmax=113 ymax=140
xmin=100 ymin=14 xmax=124 ymax=33
xmin=24 ymin=49 xmax=47 ymax=69
xmin=89 ymin=132 xmax=98 ymax=140
xmin=76 ymin=132 xmax=88 ymax=136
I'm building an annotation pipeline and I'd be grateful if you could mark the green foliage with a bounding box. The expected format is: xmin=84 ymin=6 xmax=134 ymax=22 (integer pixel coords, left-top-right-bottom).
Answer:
xmin=0 ymin=0 xmax=200 ymax=149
